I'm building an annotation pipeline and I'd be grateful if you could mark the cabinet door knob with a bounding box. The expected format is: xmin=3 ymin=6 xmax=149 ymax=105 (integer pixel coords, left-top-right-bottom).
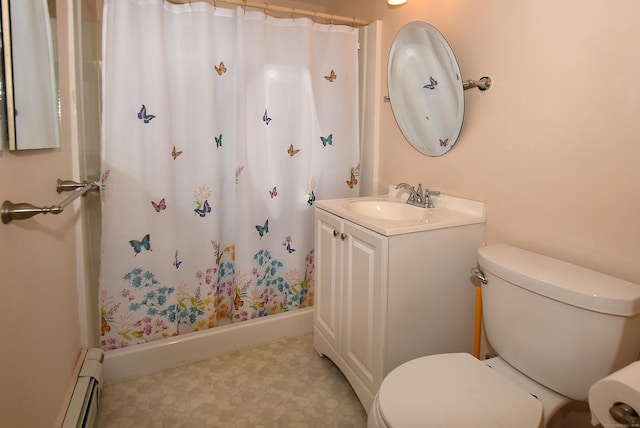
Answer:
xmin=333 ymin=230 xmax=339 ymax=237
xmin=341 ymin=233 xmax=347 ymax=240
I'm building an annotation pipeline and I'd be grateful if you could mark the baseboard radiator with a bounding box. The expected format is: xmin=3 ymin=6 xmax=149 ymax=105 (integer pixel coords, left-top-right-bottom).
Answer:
xmin=62 ymin=348 xmax=104 ymax=428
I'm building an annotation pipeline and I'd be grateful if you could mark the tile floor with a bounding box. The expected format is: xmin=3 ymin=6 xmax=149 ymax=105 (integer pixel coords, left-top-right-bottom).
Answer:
xmin=96 ymin=334 xmax=367 ymax=427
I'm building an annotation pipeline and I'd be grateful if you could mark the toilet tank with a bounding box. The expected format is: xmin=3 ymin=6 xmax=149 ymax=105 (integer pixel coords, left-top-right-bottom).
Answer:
xmin=478 ymin=244 xmax=640 ymax=401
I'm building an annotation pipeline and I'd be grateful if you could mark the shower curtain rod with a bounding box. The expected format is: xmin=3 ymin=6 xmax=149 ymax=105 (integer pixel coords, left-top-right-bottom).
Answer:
xmin=169 ymin=0 xmax=372 ymax=26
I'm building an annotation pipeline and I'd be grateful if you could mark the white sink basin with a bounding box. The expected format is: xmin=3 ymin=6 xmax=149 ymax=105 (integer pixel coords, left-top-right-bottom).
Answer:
xmin=346 ymin=199 xmax=426 ymax=221
xmin=315 ymin=195 xmax=486 ymax=236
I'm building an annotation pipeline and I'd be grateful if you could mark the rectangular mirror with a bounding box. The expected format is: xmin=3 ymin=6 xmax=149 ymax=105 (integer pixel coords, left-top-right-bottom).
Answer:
xmin=1 ymin=0 xmax=60 ymax=150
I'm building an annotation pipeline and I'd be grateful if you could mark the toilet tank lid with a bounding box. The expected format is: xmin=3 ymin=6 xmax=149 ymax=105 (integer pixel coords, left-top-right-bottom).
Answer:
xmin=478 ymin=244 xmax=640 ymax=316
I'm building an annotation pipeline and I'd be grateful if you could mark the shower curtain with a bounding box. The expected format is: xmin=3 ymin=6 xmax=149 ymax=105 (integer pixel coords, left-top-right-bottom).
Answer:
xmin=99 ymin=0 xmax=360 ymax=350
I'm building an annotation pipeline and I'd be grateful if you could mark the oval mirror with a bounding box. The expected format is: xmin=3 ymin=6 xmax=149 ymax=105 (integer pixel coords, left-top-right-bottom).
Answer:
xmin=388 ymin=21 xmax=464 ymax=157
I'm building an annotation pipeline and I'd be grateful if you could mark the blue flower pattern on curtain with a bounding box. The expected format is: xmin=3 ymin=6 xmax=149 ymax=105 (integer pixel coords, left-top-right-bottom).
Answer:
xmin=99 ymin=0 xmax=360 ymax=350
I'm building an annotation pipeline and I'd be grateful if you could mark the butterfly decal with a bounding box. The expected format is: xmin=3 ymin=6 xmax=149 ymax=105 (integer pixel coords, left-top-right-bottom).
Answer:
xmin=194 ymin=200 xmax=212 ymax=217
xmin=215 ymin=134 xmax=223 ymax=148
xmin=269 ymin=186 xmax=278 ymax=198
xmin=101 ymin=311 xmax=110 ymax=336
xmin=151 ymin=198 xmax=166 ymax=212
xmin=256 ymin=219 xmax=269 ymax=239
xmin=137 ymin=104 xmax=156 ymax=123
xmin=173 ymin=250 xmax=183 ymax=269
xmin=214 ymin=243 xmax=236 ymax=266
xmin=307 ymin=190 xmax=316 ymax=206
xmin=129 ymin=234 xmax=151 ymax=255
xmin=215 ymin=61 xmax=227 ymax=75
xmin=423 ymin=76 xmax=438 ymax=90
xmin=346 ymin=171 xmax=358 ymax=188
xmin=324 ymin=69 xmax=337 ymax=82
xmin=233 ymin=290 xmax=244 ymax=310
xmin=439 ymin=138 xmax=449 ymax=147
xmin=288 ymin=144 xmax=300 ymax=157
xmin=321 ymin=134 xmax=333 ymax=147
xmin=263 ymin=109 xmax=272 ymax=125
xmin=171 ymin=146 xmax=183 ymax=159
xmin=283 ymin=236 xmax=296 ymax=253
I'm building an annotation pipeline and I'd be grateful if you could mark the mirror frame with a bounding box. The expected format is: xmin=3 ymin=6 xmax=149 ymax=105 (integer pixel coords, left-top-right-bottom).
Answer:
xmin=388 ymin=21 xmax=464 ymax=157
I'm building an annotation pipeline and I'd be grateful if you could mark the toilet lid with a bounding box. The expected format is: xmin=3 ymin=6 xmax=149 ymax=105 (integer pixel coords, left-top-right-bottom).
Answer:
xmin=377 ymin=353 xmax=542 ymax=428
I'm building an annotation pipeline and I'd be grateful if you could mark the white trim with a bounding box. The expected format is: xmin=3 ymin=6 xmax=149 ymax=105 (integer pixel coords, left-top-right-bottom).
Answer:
xmin=358 ymin=21 xmax=382 ymax=197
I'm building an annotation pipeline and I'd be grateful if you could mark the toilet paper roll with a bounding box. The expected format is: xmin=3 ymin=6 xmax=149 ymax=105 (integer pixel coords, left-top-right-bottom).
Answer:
xmin=589 ymin=361 xmax=640 ymax=427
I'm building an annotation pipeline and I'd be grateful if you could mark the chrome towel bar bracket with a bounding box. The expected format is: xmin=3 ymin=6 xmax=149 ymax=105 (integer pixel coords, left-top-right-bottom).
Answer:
xmin=463 ymin=76 xmax=492 ymax=91
xmin=2 ymin=179 xmax=99 ymax=224
xmin=383 ymin=75 xmax=492 ymax=101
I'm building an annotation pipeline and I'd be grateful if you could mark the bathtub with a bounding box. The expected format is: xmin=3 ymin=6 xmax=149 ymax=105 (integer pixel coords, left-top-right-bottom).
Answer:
xmin=103 ymin=307 xmax=314 ymax=383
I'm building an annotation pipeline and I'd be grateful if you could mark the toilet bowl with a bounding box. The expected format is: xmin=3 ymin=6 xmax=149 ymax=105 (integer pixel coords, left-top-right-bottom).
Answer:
xmin=368 ymin=353 xmax=570 ymax=428
xmin=368 ymin=244 xmax=640 ymax=428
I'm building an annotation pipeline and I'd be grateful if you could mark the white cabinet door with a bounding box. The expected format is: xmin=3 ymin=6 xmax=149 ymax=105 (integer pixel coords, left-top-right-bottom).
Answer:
xmin=314 ymin=209 xmax=344 ymax=353
xmin=342 ymin=220 xmax=386 ymax=393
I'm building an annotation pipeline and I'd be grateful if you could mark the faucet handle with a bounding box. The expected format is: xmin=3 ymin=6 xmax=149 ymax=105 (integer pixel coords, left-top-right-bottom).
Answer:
xmin=424 ymin=189 xmax=440 ymax=208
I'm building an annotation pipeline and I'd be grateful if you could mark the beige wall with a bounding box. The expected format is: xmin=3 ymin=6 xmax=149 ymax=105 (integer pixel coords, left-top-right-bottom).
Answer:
xmin=329 ymin=0 xmax=640 ymax=284
xmin=1 ymin=0 xmax=638 ymax=425
xmin=0 ymin=1 xmax=82 ymax=426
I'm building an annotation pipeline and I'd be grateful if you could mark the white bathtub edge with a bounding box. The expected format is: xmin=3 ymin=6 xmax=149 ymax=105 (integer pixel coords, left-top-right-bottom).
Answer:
xmin=103 ymin=307 xmax=314 ymax=383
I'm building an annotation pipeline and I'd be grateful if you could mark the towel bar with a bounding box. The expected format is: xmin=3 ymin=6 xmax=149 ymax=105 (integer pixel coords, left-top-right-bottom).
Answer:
xmin=1 ymin=179 xmax=99 ymax=224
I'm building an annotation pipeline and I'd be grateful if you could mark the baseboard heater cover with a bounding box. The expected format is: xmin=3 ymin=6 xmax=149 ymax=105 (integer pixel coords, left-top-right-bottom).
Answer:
xmin=62 ymin=348 xmax=104 ymax=428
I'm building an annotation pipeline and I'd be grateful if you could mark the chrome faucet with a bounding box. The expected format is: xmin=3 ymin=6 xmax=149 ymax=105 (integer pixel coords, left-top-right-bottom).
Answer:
xmin=396 ymin=183 xmax=423 ymax=207
xmin=395 ymin=183 xmax=440 ymax=208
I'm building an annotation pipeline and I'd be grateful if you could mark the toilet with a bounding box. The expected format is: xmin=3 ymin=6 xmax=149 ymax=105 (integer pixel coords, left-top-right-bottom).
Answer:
xmin=368 ymin=244 xmax=640 ymax=428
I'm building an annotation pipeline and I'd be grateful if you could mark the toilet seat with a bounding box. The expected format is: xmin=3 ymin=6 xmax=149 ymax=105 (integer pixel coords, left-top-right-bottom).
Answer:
xmin=374 ymin=353 xmax=543 ymax=428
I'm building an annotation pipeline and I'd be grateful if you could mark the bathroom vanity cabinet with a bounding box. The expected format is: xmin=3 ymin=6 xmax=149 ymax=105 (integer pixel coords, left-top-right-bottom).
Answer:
xmin=313 ymin=196 xmax=485 ymax=412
